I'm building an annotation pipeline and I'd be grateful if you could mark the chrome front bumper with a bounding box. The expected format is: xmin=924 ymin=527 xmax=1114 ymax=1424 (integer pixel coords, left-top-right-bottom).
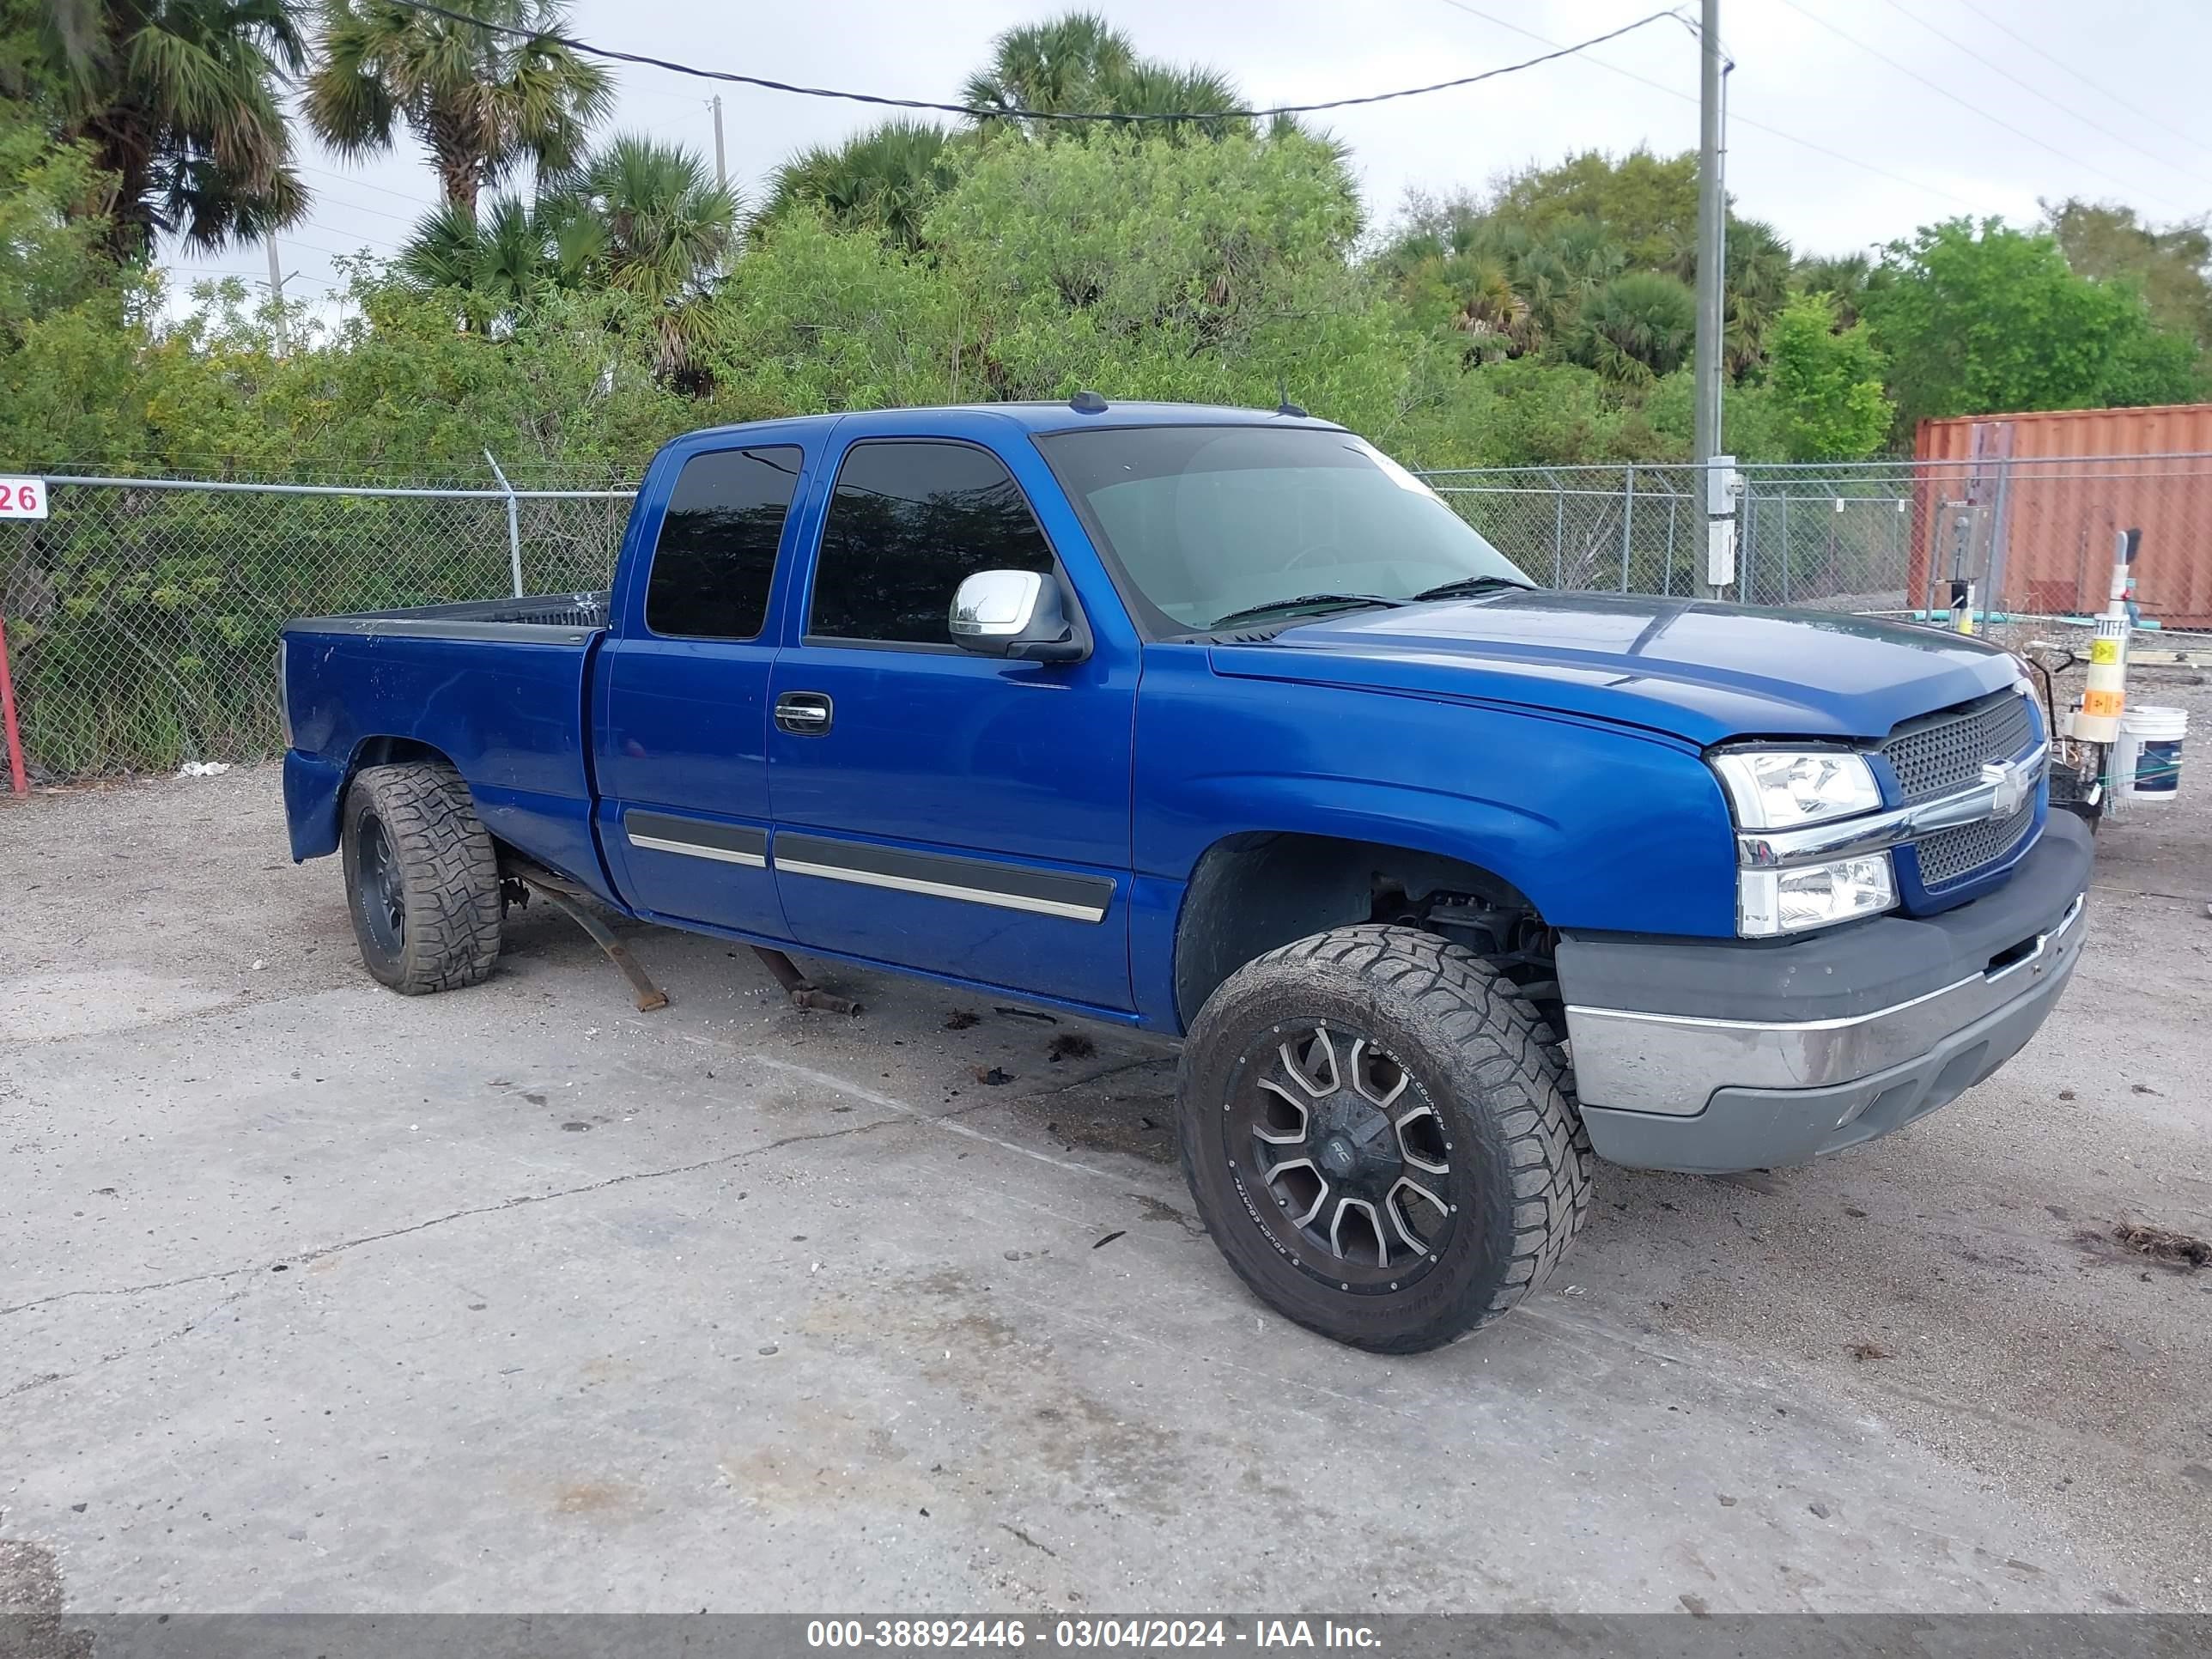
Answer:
xmin=1568 ymin=892 xmax=2085 ymax=1116
xmin=1553 ymin=811 xmax=2094 ymax=1173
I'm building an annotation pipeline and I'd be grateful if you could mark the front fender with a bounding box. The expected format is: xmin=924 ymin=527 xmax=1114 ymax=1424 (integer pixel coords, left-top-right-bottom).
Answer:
xmin=1134 ymin=654 xmax=1741 ymax=939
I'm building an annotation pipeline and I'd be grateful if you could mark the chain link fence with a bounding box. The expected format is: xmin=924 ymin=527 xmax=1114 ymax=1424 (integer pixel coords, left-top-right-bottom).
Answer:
xmin=1428 ymin=461 xmax=1925 ymax=610
xmin=4 ymin=453 xmax=2209 ymax=780
xmin=1427 ymin=455 xmax=2212 ymax=623
xmin=1 ymin=477 xmax=631 ymax=780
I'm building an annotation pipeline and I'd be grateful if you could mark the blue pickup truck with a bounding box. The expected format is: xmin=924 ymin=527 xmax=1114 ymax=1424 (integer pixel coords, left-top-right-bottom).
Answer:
xmin=281 ymin=399 xmax=2091 ymax=1352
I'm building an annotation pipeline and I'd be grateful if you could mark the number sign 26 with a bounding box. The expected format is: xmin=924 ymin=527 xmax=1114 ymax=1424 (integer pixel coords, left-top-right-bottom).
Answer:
xmin=0 ymin=478 xmax=49 ymax=519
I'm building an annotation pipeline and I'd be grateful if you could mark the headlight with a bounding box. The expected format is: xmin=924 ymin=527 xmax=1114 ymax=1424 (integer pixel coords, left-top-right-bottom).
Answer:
xmin=1711 ymin=748 xmax=1881 ymax=830
xmin=1739 ymin=854 xmax=1896 ymax=937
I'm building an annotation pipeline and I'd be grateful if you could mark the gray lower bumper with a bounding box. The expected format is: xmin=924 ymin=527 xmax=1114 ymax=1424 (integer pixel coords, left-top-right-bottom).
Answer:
xmin=1576 ymin=939 xmax=2080 ymax=1173
xmin=1559 ymin=814 xmax=2092 ymax=1174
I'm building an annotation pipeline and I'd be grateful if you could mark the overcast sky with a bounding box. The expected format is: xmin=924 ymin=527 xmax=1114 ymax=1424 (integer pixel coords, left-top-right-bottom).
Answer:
xmin=167 ymin=0 xmax=2212 ymax=314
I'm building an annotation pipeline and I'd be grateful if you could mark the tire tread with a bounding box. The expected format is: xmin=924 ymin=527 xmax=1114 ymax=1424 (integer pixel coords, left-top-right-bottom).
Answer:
xmin=344 ymin=763 xmax=502 ymax=994
xmin=1179 ymin=923 xmax=1594 ymax=1352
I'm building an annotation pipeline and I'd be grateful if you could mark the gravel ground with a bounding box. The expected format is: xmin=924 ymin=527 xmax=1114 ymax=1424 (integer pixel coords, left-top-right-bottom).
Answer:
xmin=1 ymin=687 xmax=2208 ymax=1614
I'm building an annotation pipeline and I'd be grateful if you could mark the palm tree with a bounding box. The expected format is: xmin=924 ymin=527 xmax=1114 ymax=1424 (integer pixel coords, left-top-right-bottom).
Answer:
xmin=960 ymin=11 xmax=1135 ymax=124
xmin=1792 ymin=251 xmax=1878 ymax=327
xmin=1385 ymin=216 xmax=1623 ymax=363
xmin=959 ymin=9 xmax=1248 ymax=140
xmin=763 ymin=118 xmax=957 ymax=247
xmin=30 ymin=0 xmax=309 ymax=260
xmin=1721 ymin=217 xmax=1792 ymax=377
xmin=1663 ymin=216 xmax=1794 ymax=377
xmin=1566 ymin=271 xmax=1698 ymax=388
xmin=556 ymin=133 xmax=735 ymax=377
xmin=398 ymin=192 xmax=595 ymax=328
xmin=304 ymin=0 xmax=611 ymax=216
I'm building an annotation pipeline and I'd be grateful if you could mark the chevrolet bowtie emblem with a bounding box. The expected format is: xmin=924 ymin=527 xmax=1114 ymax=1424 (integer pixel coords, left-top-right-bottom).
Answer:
xmin=1980 ymin=757 xmax=2033 ymax=817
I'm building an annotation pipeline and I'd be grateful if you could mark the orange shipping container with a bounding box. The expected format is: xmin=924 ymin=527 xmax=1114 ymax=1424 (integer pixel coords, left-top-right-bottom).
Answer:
xmin=1912 ymin=404 xmax=2212 ymax=630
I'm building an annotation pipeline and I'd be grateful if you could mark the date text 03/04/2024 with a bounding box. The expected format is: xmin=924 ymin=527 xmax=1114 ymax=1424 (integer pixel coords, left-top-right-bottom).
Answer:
xmin=804 ymin=1619 xmax=1382 ymax=1650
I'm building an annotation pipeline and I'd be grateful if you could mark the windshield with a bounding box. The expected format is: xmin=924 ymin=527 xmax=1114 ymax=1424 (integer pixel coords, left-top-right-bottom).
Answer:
xmin=1036 ymin=424 xmax=1532 ymax=633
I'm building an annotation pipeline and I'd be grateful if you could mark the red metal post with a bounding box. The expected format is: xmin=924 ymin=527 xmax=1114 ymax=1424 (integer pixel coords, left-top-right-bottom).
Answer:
xmin=0 ymin=613 xmax=27 ymax=795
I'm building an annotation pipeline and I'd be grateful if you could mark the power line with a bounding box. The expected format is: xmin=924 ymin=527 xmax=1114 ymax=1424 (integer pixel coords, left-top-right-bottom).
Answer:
xmin=378 ymin=0 xmax=1691 ymax=122
xmin=169 ymin=268 xmax=346 ymax=295
xmin=1438 ymin=0 xmax=1698 ymax=104
xmin=283 ymin=229 xmax=400 ymax=261
xmin=1435 ymin=0 xmax=1982 ymax=213
xmin=1771 ymin=0 xmax=2191 ymax=214
xmin=1944 ymin=0 xmax=2212 ymax=164
xmin=296 ymin=161 xmax=440 ymax=208
xmin=1870 ymin=0 xmax=2202 ymax=187
xmin=300 ymin=189 xmax=422 ymax=228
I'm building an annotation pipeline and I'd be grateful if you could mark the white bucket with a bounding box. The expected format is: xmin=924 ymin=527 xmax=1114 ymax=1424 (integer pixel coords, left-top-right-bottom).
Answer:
xmin=2113 ymin=704 xmax=2188 ymax=804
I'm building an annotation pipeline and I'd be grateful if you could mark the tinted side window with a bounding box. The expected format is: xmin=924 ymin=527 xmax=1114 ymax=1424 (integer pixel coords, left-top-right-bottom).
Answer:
xmin=810 ymin=441 xmax=1055 ymax=644
xmin=644 ymin=446 xmax=804 ymax=640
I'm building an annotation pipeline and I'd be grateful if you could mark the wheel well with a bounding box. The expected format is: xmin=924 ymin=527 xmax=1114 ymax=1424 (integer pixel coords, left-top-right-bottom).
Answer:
xmin=350 ymin=736 xmax=455 ymax=777
xmin=1171 ymin=832 xmax=1551 ymax=1029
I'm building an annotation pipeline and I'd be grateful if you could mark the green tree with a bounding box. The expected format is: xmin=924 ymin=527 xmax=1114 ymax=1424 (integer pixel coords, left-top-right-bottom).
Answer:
xmin=1789 ymin=251 xmax=1886 ymax=327
xmin=959 ymin=9 xmax=1244 ymax=141
xmin=919 ymin=127 xmax=1401 ymax=423
xmin=304 ymin=0 xmax=611 ymax=215
xmin=2045 ymin=197 xmax=2212 ymax=350
xmin=1761 ymin=291 xmax=1892 ymax=460
xmin=1671 ymin=217 xmax=1791 ymax=379
xmin=1487 ymin=149 xmax=1699 ymax=270
xmin=1565 ymin=270 xmax=1696 ymax=388
xmin=1864 ymin=217 xmax=2205 ymax=427
xmin=17 ymin=0 xmax=308 ymax=260
xmin=397 ymin=192 xmax=597 ymax=328
xmin=698 ymin=211 xmax=964 ymax=419
xmin=1384 ymin=212 xmax=1623 ymax=364
xmin=557 ymin=133 xmax=734 ymax=379
xmin=762 ymin=118 xmax=957 ymax=248
xmin=0 ymin=97 xmax=154 ymax=465
xmin=1644 ymin=368 xmax=1789 ymax=463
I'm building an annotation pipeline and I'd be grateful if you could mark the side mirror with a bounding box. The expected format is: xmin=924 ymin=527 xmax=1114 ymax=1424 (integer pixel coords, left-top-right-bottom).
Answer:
xmin=948 ymin=569 xmax=1085 ymax=662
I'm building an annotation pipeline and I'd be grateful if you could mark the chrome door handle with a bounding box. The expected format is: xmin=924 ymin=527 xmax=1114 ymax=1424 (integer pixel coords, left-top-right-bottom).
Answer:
xmin=775 ymin=691 xmax=833 ymax=735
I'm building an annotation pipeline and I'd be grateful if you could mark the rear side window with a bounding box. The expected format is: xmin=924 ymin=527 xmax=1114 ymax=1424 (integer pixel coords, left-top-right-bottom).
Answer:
xmin=644 ymin=446 xmax=804 ymax=640
xmin=810 ymin=441 xmax=1056 ymax=645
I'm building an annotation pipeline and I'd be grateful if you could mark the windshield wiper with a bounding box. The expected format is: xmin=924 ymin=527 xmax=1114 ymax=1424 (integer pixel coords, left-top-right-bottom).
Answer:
xmin=1408 ymin=575 xmax=1532 ymax=602
xmin=1208 ymin=592 xmax=1405 ymax=629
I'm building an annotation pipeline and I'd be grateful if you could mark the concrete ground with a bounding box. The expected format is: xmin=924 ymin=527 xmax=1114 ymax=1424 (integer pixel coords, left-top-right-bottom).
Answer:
xmin=3 ymin=684 xmax=2209 ymax=1615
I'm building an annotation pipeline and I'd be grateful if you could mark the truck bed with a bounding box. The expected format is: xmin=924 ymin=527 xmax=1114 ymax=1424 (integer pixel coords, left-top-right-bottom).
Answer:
xmin=287 ymin=590 xmax=611 ymax=640
xmin=280 ymin=591 xmax=614 ymax=890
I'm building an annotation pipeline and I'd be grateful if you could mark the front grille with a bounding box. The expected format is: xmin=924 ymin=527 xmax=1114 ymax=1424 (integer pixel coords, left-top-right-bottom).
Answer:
xmin=1914 ymin=800 xmax=2037 ymax=887
xmin=1880 ymin=690 xmax=2034 ymax=803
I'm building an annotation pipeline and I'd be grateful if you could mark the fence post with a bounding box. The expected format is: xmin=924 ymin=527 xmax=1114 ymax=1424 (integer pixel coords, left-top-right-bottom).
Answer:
xmin=1552 ymin=479 xmax=1565 ymax=587
xmin=484 ymin=448 xmax=523 ymax=598
xmin=1780 ymin=489 xmax=1790 ymax=605
xmin=1620 ymin=464 xmax=1636 ymax=592
xmin=1741 ymin=485 xmax=1754 ymax=600
xmin=0 ymin=612 xmax=27 ymax=795
xmin=1664 ymin=496 xmax=1678 ymax=597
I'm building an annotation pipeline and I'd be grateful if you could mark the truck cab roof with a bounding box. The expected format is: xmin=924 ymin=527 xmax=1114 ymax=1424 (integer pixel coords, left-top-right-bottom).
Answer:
xmin=672 ymin=400 xmax=1345 ymax=448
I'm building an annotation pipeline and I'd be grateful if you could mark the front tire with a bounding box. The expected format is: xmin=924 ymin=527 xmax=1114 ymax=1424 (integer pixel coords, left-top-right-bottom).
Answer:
xmin=340 ymin=762 xmax=503 ymax=994
xmin=1177 ymin=925 xmax=1592 ymax=1353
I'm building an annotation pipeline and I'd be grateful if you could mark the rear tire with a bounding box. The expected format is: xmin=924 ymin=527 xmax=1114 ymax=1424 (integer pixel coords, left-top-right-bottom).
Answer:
xmin=340 ymin=762 xmax=503 ymax=994
xmin=1177 ymin=924 xmax=1593 ymax=1352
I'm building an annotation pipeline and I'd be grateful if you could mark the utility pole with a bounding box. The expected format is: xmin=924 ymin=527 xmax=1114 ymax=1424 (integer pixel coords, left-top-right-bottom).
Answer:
xmin=264 ymin=234 xmax=288 ymax=359
xmin=1692 ymin=0 xmax=1732 ymax=599
xmin=711 ymin=94 xmax=727 ymax=188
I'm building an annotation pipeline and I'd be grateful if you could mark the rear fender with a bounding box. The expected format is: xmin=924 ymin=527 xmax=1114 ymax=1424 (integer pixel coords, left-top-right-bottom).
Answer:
xmin=284 ymin=737 xmax=457 ymax=863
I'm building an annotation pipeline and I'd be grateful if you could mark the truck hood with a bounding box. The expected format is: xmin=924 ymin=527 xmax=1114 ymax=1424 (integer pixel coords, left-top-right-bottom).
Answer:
xmin=1207 ymin=590 xmax=2020 ymax=746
